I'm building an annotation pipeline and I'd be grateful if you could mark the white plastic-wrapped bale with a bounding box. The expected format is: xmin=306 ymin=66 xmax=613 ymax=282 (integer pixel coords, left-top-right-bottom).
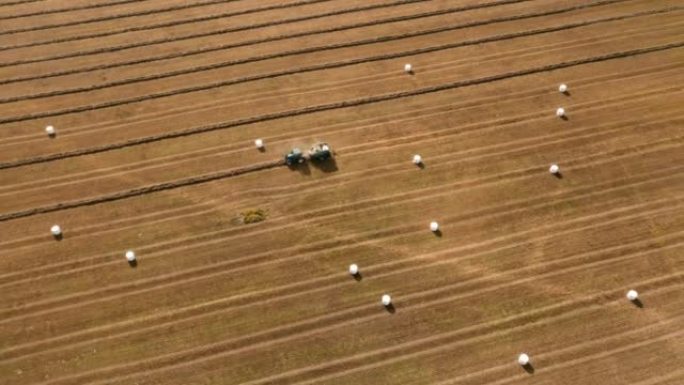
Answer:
xmin=125 ymin=250 xmax=136 ymax=262
xmin=255 ymin=139 xmax=264 ymax=149
xmin=50 ymin=225 xmax=62 ymax=236
xmin=413 ymin=154 xmax=422 ymax=165
xmin=349 ymin=264 xmax=359 ymax=276
xmin=627 ymin=289 xmax=639 ymax=301
xmin=518 ymin=353 xmax=530 ymax=366
xmin=430 ymin=221 xmax=439 ymax=232
xmin=404 ymin=63 xmax=413 ymax=73
xmin=556 ymin=107 xmax=566 ymax=117
xmin=45 ymin=125 xmax=56 ymax=136
xmin=549 ymin=164 xmax=560 ymax=174
xmin=381 ymin=294 xmax=392 ymax=306
xmin=558 ymin=84 xmax=568 ymax=93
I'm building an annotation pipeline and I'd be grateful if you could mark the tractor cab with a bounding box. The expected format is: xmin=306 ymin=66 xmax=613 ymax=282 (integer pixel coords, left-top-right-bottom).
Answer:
xmin=308 ymin=142 xmax=332 ymax=162
xmin=285 ymin=148 xmax=304 ymax=166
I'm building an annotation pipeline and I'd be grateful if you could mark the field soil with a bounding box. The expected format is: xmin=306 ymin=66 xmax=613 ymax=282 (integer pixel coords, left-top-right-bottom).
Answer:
xmin=0 ymin=0 xmax=682 ymax=384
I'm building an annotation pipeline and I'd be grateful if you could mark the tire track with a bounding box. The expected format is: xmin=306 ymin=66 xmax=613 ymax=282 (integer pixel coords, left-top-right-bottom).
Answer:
xmin=0 ymin=96 xmax=677 ymax=256
xmin=0 ymin=0 xmax=266 ymax=35
xmin=0 ymin=0 xmax=148 ymax=21
xmin=42 ymin=271 xmax=684 ymax=385
xmin=0 ymin=0 xmax=642 ymax=102
xmin=0 ymin=0 xmax=429 ymax=58
xmin=0 ymin=89 xmax=679 ymax=226
xmin=260 ymin=306 xmax=684 ymax=385
xmin=2 ymin=165 xmax=681 ymax=329
xmin=474 ymin=329 xmax=684 ymax=385
xmin=1 ymin=134 xmax=681 ymax=288
xmin=1 ymin=40 xmax=680 ymax=167
xmin=0 ymin=0 xmax=44 ymax=7
xmin=1 ymin=43 xmax=672 ymax=150
xmin=0 ymin=159 xmax=283 ymax=222
xmin=4 ymin=204 xmax=682 ymax=363
xmin=1 ymin=77 xmax=676 ymax=203
xmin=0 ymin=0 xmax=605 ymax=85
xmin=0 ymin=0 xmax=449 ymax=51
xmin=397 ymin=312 xmax=684 ymax=385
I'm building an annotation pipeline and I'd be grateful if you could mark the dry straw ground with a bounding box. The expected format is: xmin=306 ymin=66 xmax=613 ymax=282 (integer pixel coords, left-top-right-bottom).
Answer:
xmin=0 ymin=0 xmax=682 ymax=384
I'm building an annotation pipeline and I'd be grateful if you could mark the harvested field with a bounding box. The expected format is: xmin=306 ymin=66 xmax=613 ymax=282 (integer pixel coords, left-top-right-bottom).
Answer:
xmin=0 ymin=0 xmax=682 ymax=384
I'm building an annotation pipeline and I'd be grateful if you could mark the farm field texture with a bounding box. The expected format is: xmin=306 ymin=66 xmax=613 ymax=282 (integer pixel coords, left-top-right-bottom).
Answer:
xmin=0 ymin=0 xmax=682 ymax=384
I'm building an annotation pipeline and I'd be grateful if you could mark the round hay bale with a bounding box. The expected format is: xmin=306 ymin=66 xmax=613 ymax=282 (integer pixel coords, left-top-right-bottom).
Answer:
xmin=50 ymin=225 xmax=61 ymax=236
xmin=627 ymin=290 xmax=638 ymax=301
xmin=125 ymin=250 xmax=136 ymax=262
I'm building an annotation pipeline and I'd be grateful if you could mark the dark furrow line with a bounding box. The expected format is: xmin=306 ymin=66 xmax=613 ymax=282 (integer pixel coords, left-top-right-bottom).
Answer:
xmin=0 ymin=0 xmax=442 ymax=51
xmin=0 ymin=0 xmax=431 ymax=66
xmin=0 ymin=0 xmax=44 ymax=7
xmin=0 ymin=0 xmax=537 ymax=85
xmin=0 ymin=0 xmax=600 ymax=73
xmin=45 ymin=269 xmax=684 ymax=385
xmin=5 ymin=211 xmax=681 ymax=364
xmin=0 ymin=0 xmax=147 ymax=20
xmin=0 ymin=0 xmax=601 ymax=102
xmin=0 ymin=0 xmax=253 ymax=35
xmin=0 ymin=160 xmax=283 ymax=222
xmin=2 ymin=159 xmax=678 ymax=319
xmin=0 ymin=6 xmax=667 ymax=125
xmin=0 ymin=40 xmax=680 ymax=169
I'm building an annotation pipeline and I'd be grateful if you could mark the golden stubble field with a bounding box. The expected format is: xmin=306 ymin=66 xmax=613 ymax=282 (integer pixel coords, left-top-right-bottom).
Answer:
xmin=0 ymin=0 xmax=682 ymax=384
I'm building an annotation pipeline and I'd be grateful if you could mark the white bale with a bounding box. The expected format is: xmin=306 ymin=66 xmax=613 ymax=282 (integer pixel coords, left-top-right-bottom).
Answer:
xmin=518 ymin=353 xmax=530 ymax=366
xmin=254 ymin=139 xmax=264 ymax=149
xmin=125 ymin=250 xmax=136 ymax=262
xmin=45 ymin=125 xmax=55 ymax=135
xmin=430 ymin=221 xmax=439 ymax=232
xmin=627 ymin=289 xmax=638 ymax=301
xmin=413 ymin=154 xmax=422 ymax=165
xmin=556 ymin=107 xmax=566 ymax=117
xmin=50 ymin=225 xmax=62 ymax=236
xmin=349 ymin=263 xmax=359 ymax=276
xmin=558 ymin=84 xmax=568 ymax=93
xmin=381 ymin=294 xmax=392 ymax=306
xmin=404 ymin=63 xmax=413 ymax=73
xmin=549 ymin=164 xmax=560 ymax=174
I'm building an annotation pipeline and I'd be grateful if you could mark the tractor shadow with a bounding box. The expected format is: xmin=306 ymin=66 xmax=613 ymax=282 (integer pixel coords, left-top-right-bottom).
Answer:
xmin=522 ymin=363 xmax=535 ymax=374
xmin=631 ymin=298 xmax=644 ymax=308
xmin=288 ymin=161 xmax=311 ymax=175
xmin=433 ymin=229 xmax=443 ymax=238
xmin=416 ymin=162 xmax=425 ymax=170
xmin=384 ymin=303 xmax=396 ymax=314
xmin=128 ymin=259 xmax=138 ymax=268
xmin=560 ymin=115 xmax=569 ymax=121
xmin=310 ymin=157 xmax=338 ymax=173
xmin=553 ymin=172 xmax=563 ymax=179
xmin=353 ymin=272 xmax=363 ymax=282
xmin=53 ymin=233 xmax=63 ymax=241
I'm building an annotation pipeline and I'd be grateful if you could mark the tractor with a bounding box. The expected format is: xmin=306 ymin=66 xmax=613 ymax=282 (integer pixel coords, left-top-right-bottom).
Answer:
xmin=285 ymin=148 xmax=304 ymax=166
xmin=308 ymin=142 xmax=332 ymax=162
